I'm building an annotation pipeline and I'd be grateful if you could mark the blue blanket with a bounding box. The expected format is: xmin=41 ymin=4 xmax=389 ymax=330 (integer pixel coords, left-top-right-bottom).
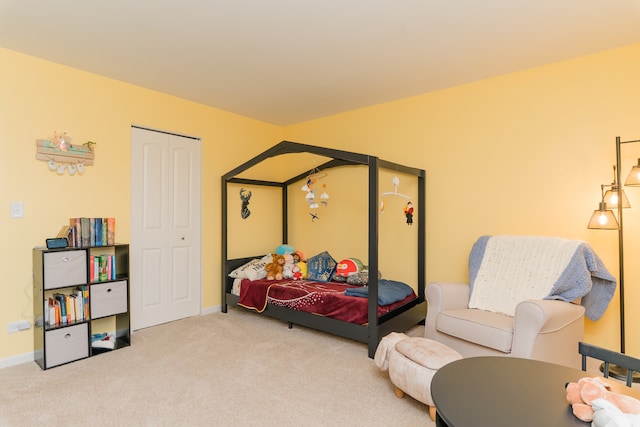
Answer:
xmin=344 ymin=279 xmax=414 ymax=305
xmin=469 ymin=235 xmax=616 ymax=321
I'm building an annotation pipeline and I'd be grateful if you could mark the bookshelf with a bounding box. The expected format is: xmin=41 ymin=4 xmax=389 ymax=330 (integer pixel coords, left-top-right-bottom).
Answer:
xmin=33 ymin=244 xmax=130 ymax=369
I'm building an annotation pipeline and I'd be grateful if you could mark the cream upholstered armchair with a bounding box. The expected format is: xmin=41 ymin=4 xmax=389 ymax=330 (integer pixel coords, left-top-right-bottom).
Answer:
xmin=425 ymin=235 xmax=617 ymax=369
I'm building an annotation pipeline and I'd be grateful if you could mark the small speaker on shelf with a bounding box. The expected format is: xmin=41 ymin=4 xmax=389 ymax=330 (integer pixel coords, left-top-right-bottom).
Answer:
xmin=46 ymin=237 xmax=69 ymax=249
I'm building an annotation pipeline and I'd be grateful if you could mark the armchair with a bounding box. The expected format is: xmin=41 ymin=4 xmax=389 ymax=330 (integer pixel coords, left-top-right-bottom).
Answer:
xmin=425 ymin=281 xmax=585 ymax=368
xmin=425 ymin=235 xmax=617 ymax=369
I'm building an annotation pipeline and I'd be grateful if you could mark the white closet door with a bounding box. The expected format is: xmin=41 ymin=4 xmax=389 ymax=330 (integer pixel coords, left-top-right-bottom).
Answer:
xmin=130 ymin=126 xmax=201 ymax=330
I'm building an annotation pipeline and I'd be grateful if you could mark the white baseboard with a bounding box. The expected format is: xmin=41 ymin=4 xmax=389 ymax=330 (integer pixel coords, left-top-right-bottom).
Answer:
xmin=0 ymin=351 xmax=33 ymax=369
xmin=201 ymin=305 xmax=221 ymax=315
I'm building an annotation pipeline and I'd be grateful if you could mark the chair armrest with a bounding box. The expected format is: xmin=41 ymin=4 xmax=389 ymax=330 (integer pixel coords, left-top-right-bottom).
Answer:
xmin=425 ymin=282 xmax=470 ymax=339
xmin=426 ymin=282 xmax=470 ymax=310
xmin=511 ymin=299 xmax=585 ymax=361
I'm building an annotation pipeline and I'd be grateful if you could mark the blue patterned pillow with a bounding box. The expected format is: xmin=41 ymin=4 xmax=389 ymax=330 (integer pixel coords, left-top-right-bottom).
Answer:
xmin=306 ymin=251 xmax=337 ymax=282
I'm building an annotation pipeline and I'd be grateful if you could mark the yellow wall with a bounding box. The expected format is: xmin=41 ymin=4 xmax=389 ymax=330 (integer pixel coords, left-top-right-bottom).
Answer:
xmin=284 ymin=43 xmax=640 ymax=357
xmin=0 ymin=47 xmax=282 ymax=361
xmin=2 ymin=41 xmax=640 ymax=364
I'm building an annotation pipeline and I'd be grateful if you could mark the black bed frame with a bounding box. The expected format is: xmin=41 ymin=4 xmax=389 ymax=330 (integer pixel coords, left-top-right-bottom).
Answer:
xmin=221 ymin=141 xmax=426 ymax=358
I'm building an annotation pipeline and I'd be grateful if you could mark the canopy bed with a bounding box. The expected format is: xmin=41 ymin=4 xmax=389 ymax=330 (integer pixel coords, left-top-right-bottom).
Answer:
xmin=221 ymin=141 xmax=426 ymax=357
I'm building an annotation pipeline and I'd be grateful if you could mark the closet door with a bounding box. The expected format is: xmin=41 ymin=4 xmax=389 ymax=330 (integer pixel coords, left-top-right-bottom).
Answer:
xmin=130 ymin=126 xmax=202 ymax=330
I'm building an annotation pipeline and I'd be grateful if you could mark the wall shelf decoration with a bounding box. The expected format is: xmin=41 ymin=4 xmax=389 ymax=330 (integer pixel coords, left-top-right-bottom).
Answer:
xmin=35 ymin=132 xmax=96 ymax=175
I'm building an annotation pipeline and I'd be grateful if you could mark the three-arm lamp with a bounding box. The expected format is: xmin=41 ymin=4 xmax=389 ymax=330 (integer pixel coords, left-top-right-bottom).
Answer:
xmin=588 ymin=136 xmax=640 ymax=382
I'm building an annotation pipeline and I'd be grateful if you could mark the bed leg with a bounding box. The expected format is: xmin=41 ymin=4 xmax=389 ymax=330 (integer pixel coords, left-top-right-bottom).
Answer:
xmin=288 ymin=322 xmax=293 ymax=329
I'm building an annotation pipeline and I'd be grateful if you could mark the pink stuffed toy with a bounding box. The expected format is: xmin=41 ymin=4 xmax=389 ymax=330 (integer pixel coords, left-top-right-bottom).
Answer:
xmin=566 ymin=377 xmax=640 ymax=424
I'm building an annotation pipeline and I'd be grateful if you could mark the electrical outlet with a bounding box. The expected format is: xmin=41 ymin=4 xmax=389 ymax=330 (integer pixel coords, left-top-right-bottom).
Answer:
xmin=7 ymin=322 xmax=19 ymax=333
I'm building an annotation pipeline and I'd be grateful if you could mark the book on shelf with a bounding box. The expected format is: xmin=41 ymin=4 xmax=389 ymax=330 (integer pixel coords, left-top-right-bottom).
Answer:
xmin=107 ymin=217 xmax=115 ymax=246
xmin=56 ymin=226 xmax=69 ymax=239
xmin=54 ymin=225 xmax=73 ymax=247
xmin=89 ymin=255 xmax=95 ymax=283
xmin=80 ymin=218 xmax=90 ymax=247
xmin=90 ymin=218 xmax=96 ymax=247
xmin=101 ymin=218 xmax=108 ymax=246
xmin=99 ymin=255 xmax=108 ymax=282
xmin=69 ymin=218 xmax=81 ymax=247
xmin=67 ymin=226 xmax=75 ymax=248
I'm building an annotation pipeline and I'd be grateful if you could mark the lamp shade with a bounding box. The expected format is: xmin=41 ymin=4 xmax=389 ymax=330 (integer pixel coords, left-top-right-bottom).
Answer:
xmin=603 ymin=188 xmax=631 ymax=208
xmin=587 ymin=202 xmax=619 ymax=229
xmin=624 ymin=159 xmax=640 ymax=186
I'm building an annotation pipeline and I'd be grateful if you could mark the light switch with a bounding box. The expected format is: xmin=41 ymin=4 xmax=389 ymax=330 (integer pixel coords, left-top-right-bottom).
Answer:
xmin=10 ymin=202 xmax=24 ymax=218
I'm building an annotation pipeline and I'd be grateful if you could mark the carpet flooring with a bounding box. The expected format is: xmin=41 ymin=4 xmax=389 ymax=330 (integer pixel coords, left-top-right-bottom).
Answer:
xmin=0 ymin=307 xmax=433 ymax=426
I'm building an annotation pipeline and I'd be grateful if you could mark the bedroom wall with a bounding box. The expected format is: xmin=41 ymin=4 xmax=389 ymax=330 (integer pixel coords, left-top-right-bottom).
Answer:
xmin=283 ymin=43 xmax=640 ymax=357
xmin=2 ymin=42 xmax=639 ymax=365
xmin=0 ymin=47 xmax=283 ymax=364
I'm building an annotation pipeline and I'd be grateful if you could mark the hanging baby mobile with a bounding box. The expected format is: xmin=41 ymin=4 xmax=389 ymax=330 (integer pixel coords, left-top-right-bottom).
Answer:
xmin=380 ymin=176 xmax=414 ymax=225
xmin=239 ymin=188 xmax=252 ymax=219
xmin=35 ymin=131 xmax=96 ymax=176
xmin=301 ymin=167 xmax=329 ymax=221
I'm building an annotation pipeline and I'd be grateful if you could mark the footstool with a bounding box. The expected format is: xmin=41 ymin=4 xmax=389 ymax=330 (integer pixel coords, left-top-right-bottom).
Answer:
xmin=374 ymin=333 xmax=462 ymax=421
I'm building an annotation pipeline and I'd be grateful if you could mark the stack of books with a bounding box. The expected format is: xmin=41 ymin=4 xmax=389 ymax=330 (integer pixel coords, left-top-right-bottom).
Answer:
xmin=90 ymin=254 xmax=117 ymax=283
xmin=60 ymin=217 xmax=116 ymax=248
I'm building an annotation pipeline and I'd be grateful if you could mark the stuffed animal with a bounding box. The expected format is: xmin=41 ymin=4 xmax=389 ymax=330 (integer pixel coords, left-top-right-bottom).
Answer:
xmin=275 ymin=244 xmax=295 ymax=255
xmin=335 ymin=258 xmax=364 ymax=278
xmin=293 ymin=250 xmax=304 ymax=263
xmin=566 ymin=376 xmax=640 ymax=425
xmin=294 ymin=261 xmax=307 ymax=280
xmin=265 ymin=254 xmax=286 ymax=280
xmin=282 ymin=254 xmax=295 ymax=279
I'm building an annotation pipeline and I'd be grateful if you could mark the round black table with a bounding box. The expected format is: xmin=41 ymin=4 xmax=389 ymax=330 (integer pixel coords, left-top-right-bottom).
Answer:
xmin=431 ymin=356 xmax=610 ymax=427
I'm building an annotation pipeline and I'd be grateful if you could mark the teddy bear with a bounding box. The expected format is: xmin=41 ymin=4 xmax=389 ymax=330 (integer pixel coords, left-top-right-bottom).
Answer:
xmin=265 ymin=254 xmax=285 ymax=280
xmin=565 ymin=376 xmax=640 ymax=425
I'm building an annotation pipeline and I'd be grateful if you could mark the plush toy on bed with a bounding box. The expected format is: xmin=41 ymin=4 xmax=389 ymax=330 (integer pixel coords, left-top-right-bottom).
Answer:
xmin=265 ymin=254 xmax=286 ymax=280
xmin=565 ymin=376 xmax=640 ymax=425
xmin=334 ymin=258 xmax=364 ymax=278
xmin=293 ymin=261 xmax=307 ymax=280
xmin=275 ymin=244 xmax=295 ymax=255
xmin=282 ymin=254 xmax=296 ymax=279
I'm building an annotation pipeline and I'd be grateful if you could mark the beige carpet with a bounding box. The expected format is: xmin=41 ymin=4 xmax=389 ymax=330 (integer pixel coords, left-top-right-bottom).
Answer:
xmin=0 ymin=308 xmax=434 ymax=427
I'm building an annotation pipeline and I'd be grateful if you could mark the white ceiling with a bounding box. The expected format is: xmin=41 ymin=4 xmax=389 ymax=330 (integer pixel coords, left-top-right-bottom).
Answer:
xmin=2 ymin=1 xmax=640 ymax=126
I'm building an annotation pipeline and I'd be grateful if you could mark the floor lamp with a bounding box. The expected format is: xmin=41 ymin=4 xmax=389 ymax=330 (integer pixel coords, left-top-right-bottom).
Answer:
xmin=588 ymin=136 xmax=640 ymax=382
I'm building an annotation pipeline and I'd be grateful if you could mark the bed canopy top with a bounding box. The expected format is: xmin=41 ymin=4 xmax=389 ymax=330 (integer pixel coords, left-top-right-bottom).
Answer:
xmin=223 ymin=140 xmax=424 ymax=185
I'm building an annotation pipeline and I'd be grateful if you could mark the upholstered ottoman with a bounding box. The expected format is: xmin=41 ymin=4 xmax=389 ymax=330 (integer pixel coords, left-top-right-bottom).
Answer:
xmin=375 ymin=333 xmax=462 ymax=421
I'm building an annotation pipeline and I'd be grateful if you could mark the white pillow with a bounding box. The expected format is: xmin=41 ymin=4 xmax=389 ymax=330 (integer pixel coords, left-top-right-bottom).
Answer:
xmin=228 ymin=255 xmax=271 ymax=281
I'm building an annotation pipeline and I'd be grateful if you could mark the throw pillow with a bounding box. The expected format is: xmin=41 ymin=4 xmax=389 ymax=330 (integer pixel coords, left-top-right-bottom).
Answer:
xmin=228 ymin=255 xmax=271 ymax=281
xmin=306 ymin=251 xmax=337 ymax=282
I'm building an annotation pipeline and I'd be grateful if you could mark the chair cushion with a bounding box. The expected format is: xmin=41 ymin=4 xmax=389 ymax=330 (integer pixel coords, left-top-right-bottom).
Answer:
xmin=395 ymin=337 xmax=462 ymax=370
xmin=436 ymin=308 xmax=514 ymax=353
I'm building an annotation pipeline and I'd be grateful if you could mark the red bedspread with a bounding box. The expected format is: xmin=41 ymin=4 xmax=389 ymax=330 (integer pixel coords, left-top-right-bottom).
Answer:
xmin=237 ymin=279 xmax=417 ymax=325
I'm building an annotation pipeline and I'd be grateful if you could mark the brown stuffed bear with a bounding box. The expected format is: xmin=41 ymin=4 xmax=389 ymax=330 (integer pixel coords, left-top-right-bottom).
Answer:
xmin=566 ymin=376 xmax=640 ymax=423
xmin=265 ymin=254 xmax=285 ymax=280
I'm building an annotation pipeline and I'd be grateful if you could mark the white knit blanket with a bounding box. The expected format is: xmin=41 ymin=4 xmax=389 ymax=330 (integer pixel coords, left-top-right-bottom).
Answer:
xmin=468 ymin=235 xmax=616 ymax=320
